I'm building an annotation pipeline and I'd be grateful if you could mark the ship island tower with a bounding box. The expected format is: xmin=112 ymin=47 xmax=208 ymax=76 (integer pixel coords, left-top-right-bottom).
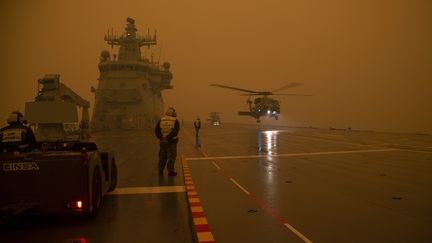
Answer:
xmin=91 ymin=17 xmax=173 ymax=131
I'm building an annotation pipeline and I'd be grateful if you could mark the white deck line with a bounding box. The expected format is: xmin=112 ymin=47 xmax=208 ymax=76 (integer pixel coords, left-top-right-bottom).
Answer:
xmin=187 ymin=148 xmax=400 ymax=161
xmin=229 ymin=178 xmax=311 ymax=242
xmin=284 ymin=223 xmax=313 ymax=243
xmin=211 ymin=161 xmax=221 ymax=170
xmin=229 ymin=178 xmax=250 ymax=195
xmin=108 ymin=186 xmax=186 ymax=195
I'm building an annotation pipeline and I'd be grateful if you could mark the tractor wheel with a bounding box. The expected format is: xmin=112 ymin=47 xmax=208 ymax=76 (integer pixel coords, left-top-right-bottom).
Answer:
xmin=108 ymin=163 xmax=117 ymax=192
xmin=89 ymin=169 xmax=102 ymax=217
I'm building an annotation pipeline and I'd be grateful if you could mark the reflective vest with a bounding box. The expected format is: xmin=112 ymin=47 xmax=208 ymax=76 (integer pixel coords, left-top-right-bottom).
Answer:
xmin=194 ymin=121 xmax=201 ymax=129
xmin=0 ymin=127 xmax=30 ymax=150
xmin=159 ymin=116 xmax=177 ymax=137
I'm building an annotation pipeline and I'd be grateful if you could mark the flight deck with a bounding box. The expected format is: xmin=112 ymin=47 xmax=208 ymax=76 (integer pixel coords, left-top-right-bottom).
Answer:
xmin=1 ymin=123 xmax=431 ymax=243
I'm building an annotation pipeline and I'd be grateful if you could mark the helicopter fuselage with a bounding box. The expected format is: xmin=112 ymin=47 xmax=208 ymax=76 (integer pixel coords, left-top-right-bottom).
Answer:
xmin=211 ymin=82 xmax=305 ymax=123
xmin=238 ymin=96 xmax=280 ymax=122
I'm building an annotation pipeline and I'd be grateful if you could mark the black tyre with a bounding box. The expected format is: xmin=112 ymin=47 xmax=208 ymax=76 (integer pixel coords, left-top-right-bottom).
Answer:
xmin=90 ymin=169 xmax=102 ymax=216
xmin=108 ymin=163 xmax=117 ymax=192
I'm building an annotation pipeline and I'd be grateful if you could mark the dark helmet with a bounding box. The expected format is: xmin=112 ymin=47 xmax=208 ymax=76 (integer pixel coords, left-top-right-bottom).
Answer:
xmin=165 ymin=107 xmax=177 ymax=117
xmin=7 ymin=111 xmax=24 ymax=124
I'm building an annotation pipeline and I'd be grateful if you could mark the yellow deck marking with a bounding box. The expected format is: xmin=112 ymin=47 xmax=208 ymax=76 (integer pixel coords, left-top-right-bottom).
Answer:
xmin=191 ymin=206 xmax=203 ymax=213
xmin=108 ymin=186 xmax=185 ymax=195
xmin=197 ymin=232 xmax=214 ymax=242
xmin=181 ymin=149 xmax=215 ymax=242
xmin=189 ymin=198 xmax=200 ymax=203
xmin=194 ymin=217 xmax=208 ymax=225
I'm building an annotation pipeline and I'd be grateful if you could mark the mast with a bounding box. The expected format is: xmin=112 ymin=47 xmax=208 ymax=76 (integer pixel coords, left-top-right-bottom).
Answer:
xmin=91 ymin=17 xmax=173 ymax=131
xmin=104 ymin=17 xmax=157 ymax=61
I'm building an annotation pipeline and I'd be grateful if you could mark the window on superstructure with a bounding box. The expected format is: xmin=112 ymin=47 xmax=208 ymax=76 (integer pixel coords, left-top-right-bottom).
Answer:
xmin=137 ymin=65 xmax=148 ymax=72
xmin=42 ymin=80 xmax=57 ymax=90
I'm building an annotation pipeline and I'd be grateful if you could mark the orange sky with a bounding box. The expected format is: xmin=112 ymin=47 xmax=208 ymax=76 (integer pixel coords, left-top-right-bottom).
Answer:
xmin=1 ymin=0 xmax=431 ymax=133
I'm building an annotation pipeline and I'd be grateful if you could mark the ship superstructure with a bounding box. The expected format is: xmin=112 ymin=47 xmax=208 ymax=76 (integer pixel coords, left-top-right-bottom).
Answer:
xmin=91 ymin=17 xmax=172 ymax=131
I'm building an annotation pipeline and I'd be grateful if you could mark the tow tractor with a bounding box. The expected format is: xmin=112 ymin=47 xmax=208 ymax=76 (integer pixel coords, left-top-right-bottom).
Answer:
xmin=0 ymin=74 xmax=117 ymax=221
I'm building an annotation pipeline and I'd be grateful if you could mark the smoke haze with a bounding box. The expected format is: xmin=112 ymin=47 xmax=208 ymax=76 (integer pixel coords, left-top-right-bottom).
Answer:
xmin=1 ymin=0 xmax=431 ymax=133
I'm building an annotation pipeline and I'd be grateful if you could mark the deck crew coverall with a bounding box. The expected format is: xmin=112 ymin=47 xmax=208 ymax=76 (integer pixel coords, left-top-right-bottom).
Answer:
xmin=155 ymin=107 xmax=180 ymax=176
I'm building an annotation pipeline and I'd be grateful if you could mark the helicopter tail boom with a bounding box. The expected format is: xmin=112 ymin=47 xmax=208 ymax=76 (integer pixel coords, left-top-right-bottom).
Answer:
xmin=238 ymin=111 xmax=254 ymax=117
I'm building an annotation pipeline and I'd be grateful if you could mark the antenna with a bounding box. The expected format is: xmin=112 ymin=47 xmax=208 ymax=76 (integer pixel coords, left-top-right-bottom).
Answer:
xmin=158 ymin=44 xmax=163 ymax=64
xmin=110 ymin=27 xmax=114 ymax=49
xmin=147 ymin=28 xmax=151 ymax=49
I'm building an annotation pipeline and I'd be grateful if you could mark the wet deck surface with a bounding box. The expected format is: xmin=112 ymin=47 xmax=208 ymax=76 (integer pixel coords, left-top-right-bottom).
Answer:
xmin=1 ymin=123 xmax=432 ymax=242
xmin=186 ymin=124 xmax=432 ymax=243
xmin=0 ymin=129 xmax=194 ymax=243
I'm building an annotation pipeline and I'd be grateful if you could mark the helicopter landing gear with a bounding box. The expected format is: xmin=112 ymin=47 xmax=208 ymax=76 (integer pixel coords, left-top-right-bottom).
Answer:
xmin=275 ymin=116 xmax=278 ymax=120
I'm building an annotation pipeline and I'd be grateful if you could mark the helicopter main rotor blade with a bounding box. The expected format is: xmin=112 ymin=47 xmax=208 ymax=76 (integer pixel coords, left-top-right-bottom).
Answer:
xmin=272 ymin=82 xmax=303 ymax=92
xmin=239 ymin=93 xmax=261 ymax=96
xmin=272 ymin=93 xmax=312 ymax=96
xmin=210 ymin=84 xmax=260 ymax=94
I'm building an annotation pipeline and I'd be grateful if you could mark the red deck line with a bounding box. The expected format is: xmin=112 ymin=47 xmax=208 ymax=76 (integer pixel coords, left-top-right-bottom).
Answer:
xmin=195 ymin=224 xmax=210 ymax=232
xmin=192 ymin=212 xmax=205 ymax=218
xmin=189 ymin=202 xmax=201 ymax=207
xmin=182 ymin=155 xmax=215 ymax=242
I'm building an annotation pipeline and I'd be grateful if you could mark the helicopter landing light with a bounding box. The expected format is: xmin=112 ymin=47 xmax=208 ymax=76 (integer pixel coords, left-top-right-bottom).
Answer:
xmin=267 ymin=110 xmax=271 ymax=114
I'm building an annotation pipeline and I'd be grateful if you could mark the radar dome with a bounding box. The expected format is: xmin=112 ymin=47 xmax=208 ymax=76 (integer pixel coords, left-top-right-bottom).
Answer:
xmin=100 ymin=50 xmax=110 ymax=61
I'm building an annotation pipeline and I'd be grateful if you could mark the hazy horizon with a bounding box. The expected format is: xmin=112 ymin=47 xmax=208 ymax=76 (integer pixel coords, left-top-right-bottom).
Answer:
xmin=1 ymin=0 xmax=431 ymax=134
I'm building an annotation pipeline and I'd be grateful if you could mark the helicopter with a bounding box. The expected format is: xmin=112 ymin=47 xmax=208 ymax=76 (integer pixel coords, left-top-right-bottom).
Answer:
xmin=207 ymin=112 xmax=221 ymax=126
xmin=210 ymin=82 xmax=308 ymax=123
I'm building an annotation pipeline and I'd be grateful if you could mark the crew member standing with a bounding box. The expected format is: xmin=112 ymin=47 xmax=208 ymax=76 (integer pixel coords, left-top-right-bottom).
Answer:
xmin=0 ymin=111 xmax=36 ymax=152
xmin=193 ymin=117 xmax=201 ymax=147
xmin=155 ymin=107 xmax=180 ymax=176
